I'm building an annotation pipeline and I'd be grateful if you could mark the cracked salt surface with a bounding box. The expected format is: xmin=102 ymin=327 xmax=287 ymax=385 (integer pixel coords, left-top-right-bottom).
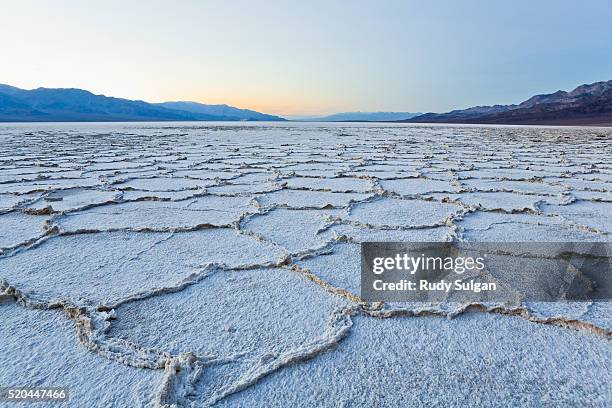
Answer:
xmin=0 ymin=303 xmax=161 ymax=408
xmin=57 ymin=196 xmax=255 ymax=232
xmin=256 ymin=189 xmax=371 ymax=209
xmin=345 ymin=197 xmax=462 ymax=228
xmin=109 ymin=268 xmax=349 ymax=405
xmin=241 ymin=208 xmax=341 ymax=255
xmin=380 ymin=178 xmax=461 ymax=195
xmin=0 ymin=212 xmax=49 ymax=250
xmin=455 ymin=212 xmax=609 ymax=242
xmin=0 ymin=122 xmax=611 ymax=407
xmin=216 ymin=313 xmax=611 ymax=408
xmin=0 ymin=229 xmax=286 ymax=306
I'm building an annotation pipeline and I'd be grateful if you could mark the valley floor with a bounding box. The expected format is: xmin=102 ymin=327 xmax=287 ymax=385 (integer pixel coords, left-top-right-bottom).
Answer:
xmin=0 ymin=123 xmax=610 ymax=407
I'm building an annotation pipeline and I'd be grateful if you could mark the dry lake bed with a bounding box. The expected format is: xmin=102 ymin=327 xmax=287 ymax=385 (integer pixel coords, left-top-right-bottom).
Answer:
xmin=0 ymin=122 xmax=610 ymax=407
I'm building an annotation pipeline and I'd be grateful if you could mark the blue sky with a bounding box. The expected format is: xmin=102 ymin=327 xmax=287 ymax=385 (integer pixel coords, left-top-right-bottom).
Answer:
xmin=1 ymin=0 xmax=611 ymax=115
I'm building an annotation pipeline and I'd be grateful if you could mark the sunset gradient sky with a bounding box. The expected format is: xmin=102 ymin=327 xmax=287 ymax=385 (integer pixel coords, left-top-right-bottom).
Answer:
xmin=2 ymin=0 xmax=612 ymax=116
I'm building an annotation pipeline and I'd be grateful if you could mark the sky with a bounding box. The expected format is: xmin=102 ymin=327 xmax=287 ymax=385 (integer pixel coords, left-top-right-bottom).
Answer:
xmin=1 ymin=0 xmax=612 ymax=117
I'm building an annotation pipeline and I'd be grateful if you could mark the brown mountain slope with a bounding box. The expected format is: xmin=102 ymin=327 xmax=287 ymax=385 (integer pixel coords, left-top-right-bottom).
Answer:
xmin=406 ymin=80 xmax=612 ymax=126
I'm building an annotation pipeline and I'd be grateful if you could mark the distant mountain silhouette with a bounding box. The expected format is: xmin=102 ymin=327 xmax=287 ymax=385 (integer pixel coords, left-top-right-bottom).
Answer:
xmin=302 ymin=112 xmax=421 ymax=122
xmin=0 ymin=84 xmax=286 ymax=122
xmin=156 ymin=101 xmax=284 ymax=121
xmin=405 ymin=80 xmax=612 ymax=126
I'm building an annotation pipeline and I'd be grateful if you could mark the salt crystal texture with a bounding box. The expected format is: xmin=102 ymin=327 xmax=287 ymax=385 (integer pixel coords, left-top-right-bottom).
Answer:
xmin=0 ymin=123 xmax=610 ymax=407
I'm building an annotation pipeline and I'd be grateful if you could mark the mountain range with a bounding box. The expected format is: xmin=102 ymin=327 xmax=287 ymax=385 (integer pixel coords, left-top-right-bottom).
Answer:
xmin=2 ymin=80 xmax=612 ymax=125
xmin=405 ymin=80 xmax=612 ymax=126
xmin=0 ymin=84 xmax=285 ymax=122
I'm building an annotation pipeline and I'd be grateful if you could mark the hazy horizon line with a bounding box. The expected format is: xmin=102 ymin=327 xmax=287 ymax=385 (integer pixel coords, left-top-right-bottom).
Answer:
xmin=2 ymin=77 xmax=611 ymax=119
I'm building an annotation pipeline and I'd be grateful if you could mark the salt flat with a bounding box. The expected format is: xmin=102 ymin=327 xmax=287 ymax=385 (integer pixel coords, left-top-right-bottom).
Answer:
xmin=0 ymin=122 xmax=610 ymax=407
